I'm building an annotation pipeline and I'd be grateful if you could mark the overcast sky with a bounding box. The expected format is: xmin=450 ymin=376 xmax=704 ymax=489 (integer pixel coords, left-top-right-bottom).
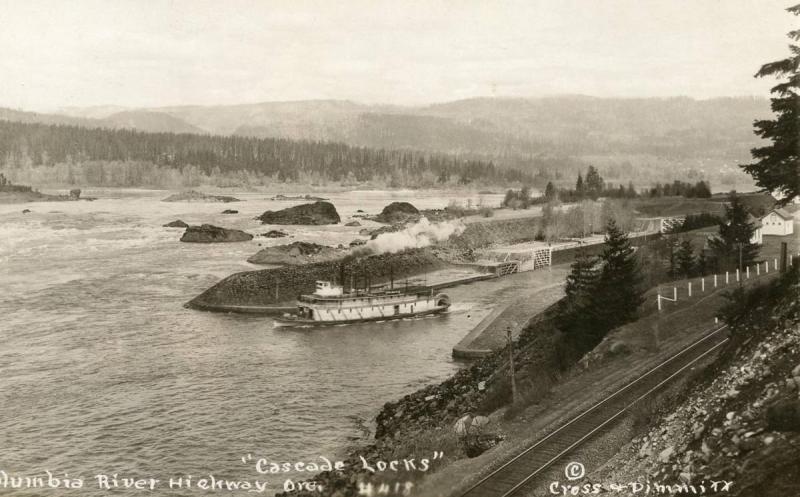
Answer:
xmin=0 ymin=0 xmax=795 ymax=111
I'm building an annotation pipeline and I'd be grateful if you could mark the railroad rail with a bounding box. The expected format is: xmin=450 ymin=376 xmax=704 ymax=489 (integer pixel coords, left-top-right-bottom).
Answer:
xmin=457 ymin=324 xmax=730 ymax=497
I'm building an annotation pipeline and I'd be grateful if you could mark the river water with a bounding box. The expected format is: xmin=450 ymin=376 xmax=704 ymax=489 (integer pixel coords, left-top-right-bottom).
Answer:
xmin=0 ymin=189 xmax=518 ymax=496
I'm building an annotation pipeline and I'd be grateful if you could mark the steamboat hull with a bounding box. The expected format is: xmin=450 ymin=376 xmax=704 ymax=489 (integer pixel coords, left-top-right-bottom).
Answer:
xmin=273 ymin=303 xmax=450 ymax=327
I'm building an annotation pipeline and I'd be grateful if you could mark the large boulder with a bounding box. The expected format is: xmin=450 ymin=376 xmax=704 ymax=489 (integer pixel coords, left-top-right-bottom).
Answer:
xmin=247 ymin=241 xmax=342 ymax=265
xmin=375 ymin=202 xmax=419 ymax=223
xmin=257 ymin=201 xmax=340 ymax=225
xmin=180 ymin=224 xmax=253 ymax=243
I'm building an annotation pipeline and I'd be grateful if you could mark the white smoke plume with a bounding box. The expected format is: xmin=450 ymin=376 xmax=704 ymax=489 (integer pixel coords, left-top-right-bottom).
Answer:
xmin=365 ymin=217 xmax=465 ymax=254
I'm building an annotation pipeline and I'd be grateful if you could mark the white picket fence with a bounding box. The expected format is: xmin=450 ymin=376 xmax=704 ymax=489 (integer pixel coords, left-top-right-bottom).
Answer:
xmin=656 ymin=254 xmax=796 ymax=311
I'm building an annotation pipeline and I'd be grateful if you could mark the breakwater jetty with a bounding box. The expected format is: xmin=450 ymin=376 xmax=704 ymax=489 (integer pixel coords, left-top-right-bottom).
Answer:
xmin=187 ymin=249 xmax=447 ymax=312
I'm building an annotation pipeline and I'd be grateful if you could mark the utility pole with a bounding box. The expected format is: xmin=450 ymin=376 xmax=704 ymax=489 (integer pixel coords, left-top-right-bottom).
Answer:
xmin=506 ymin=326 xmax=517 ymax=405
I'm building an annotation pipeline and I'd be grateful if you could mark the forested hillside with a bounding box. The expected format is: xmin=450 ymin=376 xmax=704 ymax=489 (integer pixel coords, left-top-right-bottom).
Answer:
xmin=59 ymin=96 xmax=769 ymax=161
xmin=0 ymin=120 xmax=530 ymax=187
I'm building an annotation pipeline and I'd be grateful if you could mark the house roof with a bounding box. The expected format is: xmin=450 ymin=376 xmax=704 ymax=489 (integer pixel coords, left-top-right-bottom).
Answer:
xmin=762 ymin=208 xmax=794 ymax=220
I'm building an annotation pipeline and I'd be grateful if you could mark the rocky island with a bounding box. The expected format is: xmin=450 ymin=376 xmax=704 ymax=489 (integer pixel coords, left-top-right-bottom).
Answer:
xmin=373 ymin=201 xmax=420 ymax=223
xmin=269 ymin=194 xmax=329 ymax=201
xmin=162 ymin=190 xmax=241 ymax=202
xmin=0 ymin=174 xmax=92 ymax=203
xmin=180 ymin=224 xmax=254 ymax=243
xmin=163 ymin=219 xmax=189 ymax=228
xmin=247 ymin=241 xmax=343 ymax=265
xmin=257 ymin=201 xmax=340 ymax=225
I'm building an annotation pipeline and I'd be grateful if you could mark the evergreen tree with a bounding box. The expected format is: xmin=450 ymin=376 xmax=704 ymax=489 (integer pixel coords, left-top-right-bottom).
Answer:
xmin=544 ymin=181 xmax=557 ymax=200
xmin=709 ymin=192 xmax=760 ymax=270
xmin=692 ymin=180 xmax=712 ymax=198
xmin=626 ymin=181 xmax=637 ymax=198
xmin=563 ymin=247 xmax=598 ymax=310
xmin=585 ymin=166 xmax=604 ymax=200
xmin=742 ymin=4 xmax=800 ymax=205
xmin=589 ymin=219 xmax=645 ymax=332
xmin=675 ymin=239 xmax=696 ymax=278
xmin=558 ymin=247 xmax=599 ymax=350
xmin=697 ymin=250 xmax=709 ymax=276
xmin=575 ymin=173 xmax=585 ymax=198
xmin=668 ymin=241 xmax=678 ymax=279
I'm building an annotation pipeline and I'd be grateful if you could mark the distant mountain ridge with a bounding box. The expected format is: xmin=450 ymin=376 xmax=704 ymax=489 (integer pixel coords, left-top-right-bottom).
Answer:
xmin=1 ymin=95 xmax=768 ymax=176
xmin=0 ymin=107 xmax=204 ymax=135
xmin=103 ymin=110 xmax=206 ymax=134
xmin=50 ymin=96 xmax=770 ymax=160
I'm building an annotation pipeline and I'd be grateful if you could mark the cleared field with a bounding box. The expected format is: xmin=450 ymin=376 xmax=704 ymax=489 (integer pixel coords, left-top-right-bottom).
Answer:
xmin=631 ymin=197 xmax=727 ymax=217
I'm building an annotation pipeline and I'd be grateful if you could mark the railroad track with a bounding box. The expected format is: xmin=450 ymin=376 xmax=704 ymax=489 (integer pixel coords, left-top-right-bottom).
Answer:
xmin=457 ymin=325 xmax=730 ymax=497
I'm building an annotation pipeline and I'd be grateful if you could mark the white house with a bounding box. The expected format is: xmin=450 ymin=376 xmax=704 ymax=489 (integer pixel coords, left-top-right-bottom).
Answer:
xmin=761 ymin=209 xmax=794 ymax=237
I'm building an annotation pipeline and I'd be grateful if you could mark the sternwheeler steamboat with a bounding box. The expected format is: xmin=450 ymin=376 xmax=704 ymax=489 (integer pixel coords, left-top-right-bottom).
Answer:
xmin=275 ymin=280 xmax=451 ymax=326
